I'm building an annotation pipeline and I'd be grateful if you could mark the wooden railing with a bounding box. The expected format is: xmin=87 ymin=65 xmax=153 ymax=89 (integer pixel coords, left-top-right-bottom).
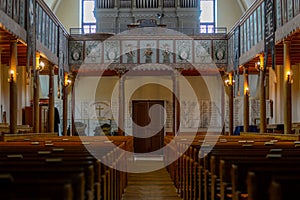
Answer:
xmin=0 ymin=0 xmax=69 ymax=67
xmin=227 ymin=0 xmax=300 ymax=68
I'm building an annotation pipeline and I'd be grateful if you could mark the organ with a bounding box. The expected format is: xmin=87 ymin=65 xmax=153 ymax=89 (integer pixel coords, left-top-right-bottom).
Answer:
xmin=94 ymin=0 xmax=201 ymax=33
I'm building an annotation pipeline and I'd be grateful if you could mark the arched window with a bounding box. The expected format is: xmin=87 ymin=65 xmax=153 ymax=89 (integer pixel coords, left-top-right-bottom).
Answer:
xmin=82 ymin=0 xmax=96 ymax=33
xmin=199 ymin=0 xmax=216 ymax=33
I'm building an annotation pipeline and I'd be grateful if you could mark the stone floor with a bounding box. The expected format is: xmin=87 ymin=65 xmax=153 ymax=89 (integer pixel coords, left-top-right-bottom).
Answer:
xmin=121 ymin=160 xmax=180 ymax=200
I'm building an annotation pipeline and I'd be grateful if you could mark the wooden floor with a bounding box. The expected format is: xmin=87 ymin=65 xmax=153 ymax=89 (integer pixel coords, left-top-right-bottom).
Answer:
xmin=122 ymin=160 xmax=180 ymax=200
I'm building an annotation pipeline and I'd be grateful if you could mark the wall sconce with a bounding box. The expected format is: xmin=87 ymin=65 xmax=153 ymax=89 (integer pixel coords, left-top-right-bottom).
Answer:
xmin=255 ymin=61 xmax=262 ymax=71
xmin=287 ymin=71 xmax=293 ymax=84
xmin=244 ymin=87 xmax=250 ymax=96
xmin=224 ymin=78 xmax=235 ymax=87
xmin=64 ymin=74 xmax=72 ymax=87
xmin=37 ymin=61 xmax=45 ymax=71
xmin=8 ymin=70 xmax=14 ymax=82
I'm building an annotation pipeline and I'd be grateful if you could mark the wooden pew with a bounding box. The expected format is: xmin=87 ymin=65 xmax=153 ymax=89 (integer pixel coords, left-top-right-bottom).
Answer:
xmin=165 ymin=134 xmax=300 ymax=200
xmin=0 ymin=136 xmax=132 ymax=200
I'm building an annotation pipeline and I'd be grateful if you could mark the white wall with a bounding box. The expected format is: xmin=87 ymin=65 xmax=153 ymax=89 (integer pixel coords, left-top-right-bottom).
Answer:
xmin=73 ymin=74 xmax=224 ymax=134
xmin=217 ymin=0 xmax=243 ymax=31
xmin=0 ymin=65 xmax=28 ymax=125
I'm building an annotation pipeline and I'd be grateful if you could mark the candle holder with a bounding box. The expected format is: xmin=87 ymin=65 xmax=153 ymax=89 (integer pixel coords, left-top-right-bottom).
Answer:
xmin=287 ymin=71 xmax=293 ymax=84
xmin=8 ymin=70 xmax=14 ymax=82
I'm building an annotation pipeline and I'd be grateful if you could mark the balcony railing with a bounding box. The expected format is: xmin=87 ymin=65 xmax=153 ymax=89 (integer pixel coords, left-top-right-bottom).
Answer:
xmin=70 ymin=26 xmax=227 ymax=35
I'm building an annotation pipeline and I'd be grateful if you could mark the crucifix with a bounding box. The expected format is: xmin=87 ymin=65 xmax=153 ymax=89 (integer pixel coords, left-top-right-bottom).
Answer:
xmin=95 ymin=104 xmax=104 ymax=118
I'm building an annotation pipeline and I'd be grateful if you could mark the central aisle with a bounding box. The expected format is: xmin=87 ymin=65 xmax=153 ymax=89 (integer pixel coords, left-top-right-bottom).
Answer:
xmin=121 ymin=159 xmax=181 ymax=200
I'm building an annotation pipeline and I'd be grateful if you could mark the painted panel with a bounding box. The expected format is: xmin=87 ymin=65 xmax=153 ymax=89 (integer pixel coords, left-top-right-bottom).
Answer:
xmin=122 ymin=40 xmax=138 ymax=64
xmin=140 ymin=40 xmax=157 ymax=64
xmin=176 ymin=40 xmax=193 ymax=63
xmin=253 ymin=10 xmax=257 ymax=45
xmin=276 ymin=0 xmax=282 ymax=27
xmin=287 ymin=0 xmax=293 ymax=20
xmin=69 ymin=41 xmax=84 ymax=65
xmin=213 ymin=40 xmax=227 ymax=64
xmin=194 ymin=40 xmax=212 ymax=63
xmin=159 ymin=40 xmax=174 ymax=64
xmin=19 ymin=0 xmax=25 ymax=27
xmin=294 ymin=0 xmax=299 ymax=15
xmin=85 ymin=41 xmax=102 ymax=63
xmin=104 ymin=40 xmax=120 ymax=63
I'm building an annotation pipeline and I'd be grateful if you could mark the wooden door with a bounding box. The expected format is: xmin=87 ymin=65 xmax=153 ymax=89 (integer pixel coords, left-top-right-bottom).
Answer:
xmin=132 ymin=100 xmax=164 ymax=154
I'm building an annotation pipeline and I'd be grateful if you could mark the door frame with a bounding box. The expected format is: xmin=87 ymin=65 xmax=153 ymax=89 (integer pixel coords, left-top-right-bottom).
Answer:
xmin=132 ymin=100 xmax=165 ymax=153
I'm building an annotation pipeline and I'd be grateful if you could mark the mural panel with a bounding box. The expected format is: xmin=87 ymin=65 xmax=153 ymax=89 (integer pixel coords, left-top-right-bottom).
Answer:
xmin=159 ymin=40 xmax=174 ymax=64
xmin=213 ymin=40 xmax=227 ymax=64
xmin=104 ymin=40 xmax=120 ymax=63
xmin=194 ymin=40 xmax=212 ymax=63
xmin=85 ymin=41 xmax=102 ymax=63
xmin=140 ymin=40 xmax=157 ymax=63
xmin=69 ymin=41 xmax=83 ymax=65
xmin=122 ymin=40 xmax=138 ymax=64
xmin=176 ymin=40 xmax=193 ymax=63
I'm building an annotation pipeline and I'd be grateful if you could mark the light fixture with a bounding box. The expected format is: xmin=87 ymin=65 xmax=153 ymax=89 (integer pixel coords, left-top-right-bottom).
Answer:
xmin=255 ymin=61 xmax=262 ymax=71
xmin=244 ymin=87 xmax=250 ymax=96
xmin=287 ymin=71 xmax=293 ymax=84
xmin=64 ymin=73 xmax=73 ymax=87
xmin=224 ymin=77 xmax=235 ymax=87
xmin=8 ymin=70 xmax=14 ymax=82
xmin=37 ymin=61 xmax=45 ymax=71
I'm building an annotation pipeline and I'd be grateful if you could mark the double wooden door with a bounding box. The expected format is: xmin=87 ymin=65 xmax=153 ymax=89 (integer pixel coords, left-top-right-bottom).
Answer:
xmin=132 ymin=100 xmax=164 ymax=154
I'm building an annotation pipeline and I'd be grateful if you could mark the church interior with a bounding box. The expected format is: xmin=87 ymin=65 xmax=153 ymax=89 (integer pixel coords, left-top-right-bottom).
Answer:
xmin=1 ymin=0 xmax=300 ymax=199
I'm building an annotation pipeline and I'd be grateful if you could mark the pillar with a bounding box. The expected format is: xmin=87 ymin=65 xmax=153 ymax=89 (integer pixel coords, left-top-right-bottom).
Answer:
xmin=228 ymin=72 xmax=234 ymax=135
xmin=62 ymin=73 xmax=69 ymax=136
xmin=9 ymin=40 xmax=18 ymax=134
xmin=48 ymin=64 xmax=55 ymax=132
xmin=118 ymin=75 xmax=125 ymax=136
xmin=33 ymin=52 xmax=40 ymax=133
xmin=0 ymin=48 xmax=2 ymax=122
xmin=243 ymin=66 xmax=249 ymax=132
xmin=114 ymin=66 xmax=127 ymax=136
xmin=172 ymin=68 xmax=181 ymax=136
xmin=221 ymin=81 xmax=225 ymax=135
xmin=283 ymin=40 xmax=292 ymax=134
xmin=259 ymin=54 xmax=267 ymax=133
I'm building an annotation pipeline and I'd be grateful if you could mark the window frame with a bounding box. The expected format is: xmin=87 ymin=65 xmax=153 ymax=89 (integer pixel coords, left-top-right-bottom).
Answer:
xmin=199 ymin=0 xmax=216 ymax=33
xmin=82 ymin=0 xmax=96 ymax=34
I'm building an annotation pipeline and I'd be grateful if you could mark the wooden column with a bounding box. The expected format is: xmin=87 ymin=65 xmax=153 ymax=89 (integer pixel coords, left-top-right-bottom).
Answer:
xmin=228 ymin=72 xmax=234 ymax=135
xmin=33 ymin=53 xmax=40 ymax=133
xmin=48 ymin=64 xmax=55 ymax=132
xmin=243 ymin=66 xmax=249 ymax=132
xmin=259 ymin=54 xmax=267 ymax=133
xmin=9 ymin=40 xmax=18 ymax=134
xmin=0 ymin=48 xmax=2 ymax=122
xmin=62 ymin=73 xmax=69 ymax=136
xmin=283 ymin=40 xmax=292 ymax=134
xmin=221 ymin=81 xmax=225 ymax=135
xmin=71 ymin=80 xmax=75 ymax=136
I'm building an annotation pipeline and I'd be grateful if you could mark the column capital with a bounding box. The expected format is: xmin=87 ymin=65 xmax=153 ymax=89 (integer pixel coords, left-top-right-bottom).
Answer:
xmin=36 ymin=52 xmax=41 ymax=59
xmin=283 ymin=39 xmax=291 ymax=44
xmin=10 ymin=39 xmax=18 ymax=43
xmin=114 ymin=65 xmax=128 ymax=76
